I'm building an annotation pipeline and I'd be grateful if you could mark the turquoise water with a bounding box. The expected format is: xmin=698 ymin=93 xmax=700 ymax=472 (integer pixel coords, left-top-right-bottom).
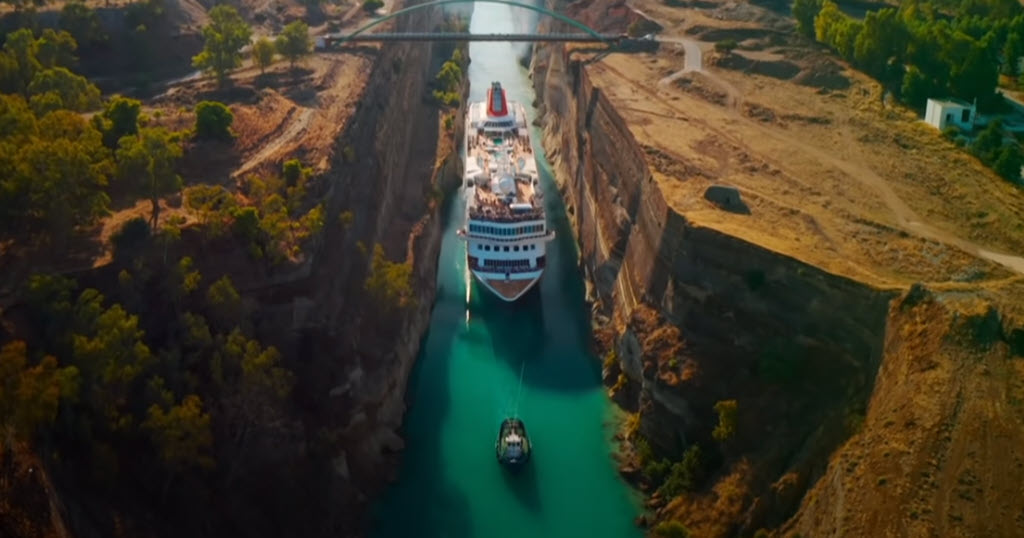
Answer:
xmin=370 ymin=4 xmax=643 ymax=537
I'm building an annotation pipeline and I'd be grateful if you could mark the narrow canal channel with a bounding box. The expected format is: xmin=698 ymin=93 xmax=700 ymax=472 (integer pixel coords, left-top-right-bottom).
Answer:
xmin=371 ymin=3 xmax=644 ymax=536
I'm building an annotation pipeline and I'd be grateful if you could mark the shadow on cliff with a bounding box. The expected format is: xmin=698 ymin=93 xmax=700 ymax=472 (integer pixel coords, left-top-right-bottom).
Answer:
xmin=372 ymin=196 xmax=474 ymax=538
xmin=372 ymin=291 xmax=474 ymax=538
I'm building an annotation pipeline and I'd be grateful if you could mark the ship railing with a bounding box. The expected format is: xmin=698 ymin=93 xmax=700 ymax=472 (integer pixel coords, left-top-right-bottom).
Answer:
xmin=468 ymin=208 xmax=545 ymax=222
xmin=467 ymin=255 xmax=546 ymax=273
xmin=457 ymin=230 xmax=554 ymax=242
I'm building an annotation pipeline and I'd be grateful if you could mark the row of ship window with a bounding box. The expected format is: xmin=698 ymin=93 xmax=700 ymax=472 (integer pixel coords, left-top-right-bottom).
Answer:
xmin=479 ymin=244 xmax=538 ymax=252
xmin=482 ymin=259 xmax=531 ymax=268
xmin=469 ymin=224 xmax=543 ymax=235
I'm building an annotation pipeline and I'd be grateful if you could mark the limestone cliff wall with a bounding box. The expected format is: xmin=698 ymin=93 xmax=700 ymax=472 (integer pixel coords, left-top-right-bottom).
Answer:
xmin=531 ymin=44 xmax=896 ymax=532
xmin=235 ymin=6 xmax=469 ymax=536
xmin=782 ymin=289 xmax=1024 ymax=538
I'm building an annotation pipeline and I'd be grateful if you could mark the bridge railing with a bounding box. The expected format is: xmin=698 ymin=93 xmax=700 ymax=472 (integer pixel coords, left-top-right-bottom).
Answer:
xmin=315 ymin=33 xmax=627 ymax=48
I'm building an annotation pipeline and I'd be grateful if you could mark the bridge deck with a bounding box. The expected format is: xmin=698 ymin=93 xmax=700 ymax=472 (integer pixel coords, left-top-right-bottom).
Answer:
xmin=322 ymin=32 xmax=623 ymax=43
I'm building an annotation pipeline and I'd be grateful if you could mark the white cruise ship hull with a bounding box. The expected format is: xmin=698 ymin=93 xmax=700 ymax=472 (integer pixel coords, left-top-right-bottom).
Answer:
xmin=470 ymin=267 xmax=542 ymax=302
xmin=460 ymin=81 xmax=553 ymax=303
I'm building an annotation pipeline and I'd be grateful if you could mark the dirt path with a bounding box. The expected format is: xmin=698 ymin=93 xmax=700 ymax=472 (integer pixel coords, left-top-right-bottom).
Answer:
xmin=606 ymin=23 xmax=1024 ymax=276
xmin=232 ymin=107 xmax=315 ymax=179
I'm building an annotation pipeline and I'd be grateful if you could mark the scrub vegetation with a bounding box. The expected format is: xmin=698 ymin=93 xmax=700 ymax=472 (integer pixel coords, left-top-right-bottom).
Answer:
xmin=0 ymin=0 xmax=363 ymax=534
xmin=793 ymin=0 xmax=1018 ymax=110
xmin=792 ymin=0 xmax=1024 ymax=182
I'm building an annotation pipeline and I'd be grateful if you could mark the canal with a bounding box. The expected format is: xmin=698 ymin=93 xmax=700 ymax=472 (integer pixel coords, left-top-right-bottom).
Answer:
xmin=371 ymin=3 xmax=644 ymax=536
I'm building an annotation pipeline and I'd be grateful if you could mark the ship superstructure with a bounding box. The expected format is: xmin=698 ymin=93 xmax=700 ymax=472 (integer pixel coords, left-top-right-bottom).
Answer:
xmin=457 ymin=81 xmax=554 ymax=302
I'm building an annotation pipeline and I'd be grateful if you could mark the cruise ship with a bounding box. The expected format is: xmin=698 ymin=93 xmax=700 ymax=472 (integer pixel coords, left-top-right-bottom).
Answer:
xmin=457 ymin=81 xmax=554 ymax=302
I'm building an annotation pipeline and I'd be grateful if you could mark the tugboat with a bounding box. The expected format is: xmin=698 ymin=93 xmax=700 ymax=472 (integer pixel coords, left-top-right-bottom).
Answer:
xmin=495 ymin=417 xmax=531 ymax=470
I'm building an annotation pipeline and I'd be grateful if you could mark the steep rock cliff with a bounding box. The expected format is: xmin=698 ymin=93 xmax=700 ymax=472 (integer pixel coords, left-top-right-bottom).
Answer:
xmin=262 ymin=20 xmax=468 ymax=535
xmin=781 ymin=289 xmax=1024 ymax=538
xmin=533 ymin=43 xmax=894 ymax=532
xmin=531 ymin=33 xmax=1024 ymax=538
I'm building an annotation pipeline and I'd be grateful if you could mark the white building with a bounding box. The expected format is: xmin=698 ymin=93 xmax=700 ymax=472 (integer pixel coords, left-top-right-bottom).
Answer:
xmin=925 ymin=98 xmax=976 ymax=131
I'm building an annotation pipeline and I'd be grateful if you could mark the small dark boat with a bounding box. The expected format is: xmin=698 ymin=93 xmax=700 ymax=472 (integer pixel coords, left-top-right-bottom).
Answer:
xmin=495 ymin=417 xmax=531 ymax=470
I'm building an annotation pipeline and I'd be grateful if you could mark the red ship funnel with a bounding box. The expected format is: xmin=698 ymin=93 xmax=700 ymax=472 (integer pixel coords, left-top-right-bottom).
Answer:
xmin=486 ymin=81 xmax=508 ymax=117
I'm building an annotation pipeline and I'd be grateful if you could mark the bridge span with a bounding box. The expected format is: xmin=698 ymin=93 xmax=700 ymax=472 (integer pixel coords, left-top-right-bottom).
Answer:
xmin=317 ymin=32 xmax=624 ymax=44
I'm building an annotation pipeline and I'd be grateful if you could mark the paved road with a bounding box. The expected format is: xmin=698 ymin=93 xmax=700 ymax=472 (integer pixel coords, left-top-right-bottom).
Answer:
xmin=658 ymin=35 xmax=702 ymax=72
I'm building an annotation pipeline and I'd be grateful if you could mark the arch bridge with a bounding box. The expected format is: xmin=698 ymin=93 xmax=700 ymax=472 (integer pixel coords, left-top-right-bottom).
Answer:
xmin=316 ymin=0 xmax=657 ymax=49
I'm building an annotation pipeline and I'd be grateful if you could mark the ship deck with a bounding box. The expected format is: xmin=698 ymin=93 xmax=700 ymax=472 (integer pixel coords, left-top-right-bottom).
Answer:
xmin=467 ymin=132 xmax=538 ymax=204
xmin=465 ymin=98 xmax=543 ymax=222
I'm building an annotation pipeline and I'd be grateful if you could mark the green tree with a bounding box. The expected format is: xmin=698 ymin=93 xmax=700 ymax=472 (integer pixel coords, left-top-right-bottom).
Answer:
xmin=191 ymin=5 xmax=252 ymax=85
xmin=60 ymin=1 xmax=107 ymax=47
xmin=14 ymin=114 xmax=112 ymax=243
xmin=993 ymin=143 xmax=1023 ymax=182
xmin=181 ymin=312 xmax=214 ymax=354
xmin=232 ymin=206 xmax=263 ymax=257
xmin=206 ymin=275 xmax=244 ymax=331
xmin=125 ymin=0 xmax=166 ymax=29
xmin=2 ymin=28 xmax=41 ymax=95
xmin=436 ymin=59 xmax=461 ymax=91
xmin=0 ymin=341 xmax=79 ymax=459
xmin=185 ymin=184 xmax=238 ymax=237
xmin=282 ymin=158 xmax=310 ymax=187
xmin=162 ymin=255 xmax=201 ymax=313
xmin=653 ymin=521 xmax=691 ymax=538
xmin=252 ymin=36 xmax=276 ymax=74
xmin=791 ymin=0 xmax=823 ymax=39
xmin=194 ymin=100 xmax=234 ymax=140
xmin=275 ymin=21 xmax=311 ymax=69
xmin=900 ymin=65 xmax=933 ymax=108
xmin=433 ymin=59 xmax=462 ymax=106
xmin=143 ymin=393 xmax=214 ymax=471
xmin=70 ymin=292 xmax=153 ymax=431
xmin=949 ymin=42 xmax=998 ymax=105
xmin=22 ymin=273 xmax=76 ymax=346
xmin=364 ymin=243 xmax=414 ymax=311
xmin=815 ymin=2 xmax=864 ymax=59
xmin=27 ymin=67 xmax=100 ymax=113
xmin=211 ymin=329 xmax=294 ymax=477
xmin=1003 ymin=32 xmax=1023 ymax=76
xmin=451 ymin=47 xmax=466 ymax=68
xmin=814 ymin=1 xmax=844 ymax=45
xmin=36 ymin=28 xmax=77 ymax=69
xmin=95 ymin=95 xmax=142 ymax=149
xmin=658 ymin=445 xmax=704 ymax=497
xmin=715 ymin=39 xmax=738 ymax=53
xmin=0 ymin=0 xmax=42 ymax=10
xmin=116 ymin=127 xmax=183 ymax=226
xmin=0 ymin=93 xmax=36 ymax=140
xmin=0 ymin=52 xmax=22 ymax=95
xmin=971 ymin=119 xmax=1006 ymax=163
xmin=712 ymin=399 xmax=738 ymax=442
xmin=853 ymin=8 xmax=908 ymax=79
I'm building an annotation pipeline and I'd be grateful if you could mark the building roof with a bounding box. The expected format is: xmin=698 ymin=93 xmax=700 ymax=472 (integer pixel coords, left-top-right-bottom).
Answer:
xmin=928 ymin=97 xmax=973 ymax=109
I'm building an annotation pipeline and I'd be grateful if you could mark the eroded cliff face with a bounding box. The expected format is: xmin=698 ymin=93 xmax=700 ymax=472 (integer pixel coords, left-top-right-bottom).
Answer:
xmin=533 ymin=44 xmax=894 ymax=532
xmin=782 ymin=288 xmax=1024 ymax=538
xmin=230 ymin=8 xmax=469 ymax=537
xmin=0 ymin=22 xmax=464 ymax=538
xmin=531 ymin=37 xmax=1024 ymax=537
